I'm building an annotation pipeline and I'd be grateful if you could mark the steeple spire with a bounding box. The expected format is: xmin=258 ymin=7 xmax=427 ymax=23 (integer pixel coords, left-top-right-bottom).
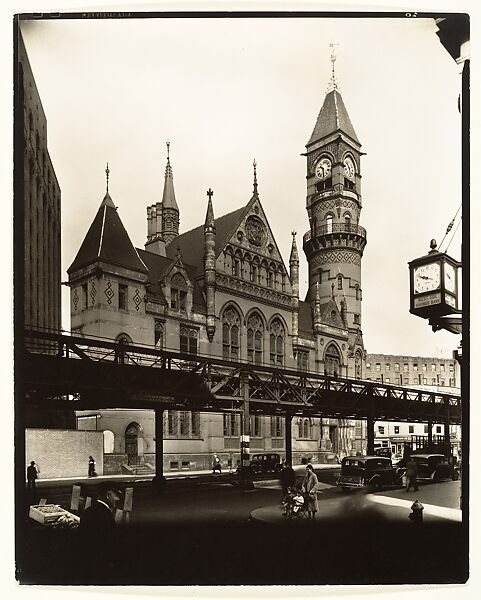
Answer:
xmin=101 ymin=162 xmax=115 ymax=208
xmin=161 ymin=140 xmax=180 ymax=245
xmin=327 ymin=43 xmax=340 ymax=92
xmin=204 ymin=188 xmax=216 ymax=342
xmin=252 ymin=159 xmax=259 ymax=197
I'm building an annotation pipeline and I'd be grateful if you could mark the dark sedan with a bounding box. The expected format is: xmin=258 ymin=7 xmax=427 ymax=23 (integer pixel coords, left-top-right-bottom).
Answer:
xmin=337 ymin=456 xmax=403 ymax=491
xmin=404 ymin=453 xmax=459 ymax=482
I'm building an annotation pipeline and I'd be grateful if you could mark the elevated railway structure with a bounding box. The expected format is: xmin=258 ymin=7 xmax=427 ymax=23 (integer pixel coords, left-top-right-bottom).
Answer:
xmin=20 ymin=329 xmax=461 ymax=483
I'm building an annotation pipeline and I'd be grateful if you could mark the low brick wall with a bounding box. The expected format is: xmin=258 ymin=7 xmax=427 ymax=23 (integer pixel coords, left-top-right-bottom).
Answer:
xmin=103 ymin=453 xmax=128 ymax=475
xmin=25 ymin=429 xmax=104 ymax=479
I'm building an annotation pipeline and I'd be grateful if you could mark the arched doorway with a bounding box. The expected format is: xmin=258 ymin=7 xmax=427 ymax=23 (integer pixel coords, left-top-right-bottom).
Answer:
xmin=125 ymin=423 xmax=140 ymax=466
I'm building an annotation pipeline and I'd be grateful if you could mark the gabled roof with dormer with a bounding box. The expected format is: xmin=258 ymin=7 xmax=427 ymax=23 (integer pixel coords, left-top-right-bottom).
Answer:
xmin=307 ymin=89 xmax=359 ymax=147
xmin=67 ymin=192 xmax=148 ymax=275
xmin=165 ymin=206 xmax=245 ymax=269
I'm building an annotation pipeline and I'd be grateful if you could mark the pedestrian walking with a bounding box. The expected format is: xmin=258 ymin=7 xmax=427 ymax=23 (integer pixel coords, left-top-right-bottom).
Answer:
xmin=26 ymin=461 xmax=38 ymax=489
xmin=301 ymin=463 xmax=319 ymax=519
xmin=212 ymin=453 xmax=222 ymax=473
xmin=405 ymin=458 xmax=419 ymax=492
xmin=88 ymin=456 xmax=97 ymax=477
xmin=279 ymin=460 xmax=296 ymax=499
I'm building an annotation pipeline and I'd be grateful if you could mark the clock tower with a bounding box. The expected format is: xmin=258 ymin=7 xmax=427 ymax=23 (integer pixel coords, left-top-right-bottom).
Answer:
xmin=303 ymin=50 xmax=367 ymax=363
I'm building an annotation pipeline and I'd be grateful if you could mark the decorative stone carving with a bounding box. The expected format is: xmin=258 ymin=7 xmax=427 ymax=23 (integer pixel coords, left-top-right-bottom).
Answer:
xmin=245 ymin=215 xmax=266 ymax=247
xmin=104 ymin=280 xmax=114 ymax=305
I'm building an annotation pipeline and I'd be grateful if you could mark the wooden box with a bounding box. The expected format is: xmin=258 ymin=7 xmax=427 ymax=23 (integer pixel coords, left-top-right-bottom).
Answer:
xmin=29 ymin=504 xmax=79 ymax=526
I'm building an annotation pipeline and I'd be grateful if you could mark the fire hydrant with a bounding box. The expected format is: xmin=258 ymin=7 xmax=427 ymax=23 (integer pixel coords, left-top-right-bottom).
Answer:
xmin=409 ymin=499 xmax=424 ymax=524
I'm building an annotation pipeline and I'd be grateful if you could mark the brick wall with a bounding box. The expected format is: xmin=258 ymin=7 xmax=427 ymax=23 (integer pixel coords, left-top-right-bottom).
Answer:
xmin=26 ymin=429 xmax=104 ymax=479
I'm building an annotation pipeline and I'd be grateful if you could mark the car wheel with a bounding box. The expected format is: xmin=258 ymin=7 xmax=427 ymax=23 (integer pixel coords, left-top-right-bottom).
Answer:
xmin=368 ymin=477 xmax=380 ymax=491
xmin=433 ymin=470 xmax=442 ymax=483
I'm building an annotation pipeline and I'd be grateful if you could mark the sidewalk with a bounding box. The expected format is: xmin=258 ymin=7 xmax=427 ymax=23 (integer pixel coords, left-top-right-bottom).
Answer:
xmin=31 ymin=462 xmax=339 ymax=487
xmin=370 ymin=480 xmax=462 ymax=521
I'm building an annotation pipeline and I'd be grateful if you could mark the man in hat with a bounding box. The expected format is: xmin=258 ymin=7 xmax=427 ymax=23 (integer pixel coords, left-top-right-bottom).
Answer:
xmin=80 ymin=482 xmax=121 ymax=533
xmin=78 ymin=482 xmax=122 ymax=580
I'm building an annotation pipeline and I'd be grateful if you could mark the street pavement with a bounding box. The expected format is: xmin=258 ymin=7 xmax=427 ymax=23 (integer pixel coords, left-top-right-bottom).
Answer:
xmin=17 ymin=466 xmax=467 ymax=585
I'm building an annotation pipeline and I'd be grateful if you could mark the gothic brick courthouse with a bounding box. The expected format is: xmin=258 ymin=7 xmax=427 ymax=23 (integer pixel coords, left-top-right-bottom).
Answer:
xmin=69 ymin=62 xmax=368 ymax=474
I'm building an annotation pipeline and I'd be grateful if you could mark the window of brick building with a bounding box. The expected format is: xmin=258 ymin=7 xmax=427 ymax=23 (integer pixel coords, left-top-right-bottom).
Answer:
xmin=247 ymin=313 xmax=264 ymax=365
xmin=118 ymin=284 xmax=128 ymax=310
xmin=180 ymin=326 xmax=198 ymax=355
xmin=297 ymin=351 xmax=309 ymax=372
xmin=222 ymin=307 xmax=241 ymax=361
xmin=409 ymin=425 xmax=414 ymax=434
xmin=269 ymin=319 xmax=285 ymax=366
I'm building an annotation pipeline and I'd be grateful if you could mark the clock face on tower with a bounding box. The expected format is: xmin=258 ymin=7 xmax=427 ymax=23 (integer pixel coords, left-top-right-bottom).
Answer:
xmin=343 ymin=157 xmax=355 ymax=180
xmin=315 ymin=157 xmax=332 ymax=180
xmin=444 ymin=263 xmax=456 ymax=293
xmin=414 ymin=262 xmax=441 ymax=294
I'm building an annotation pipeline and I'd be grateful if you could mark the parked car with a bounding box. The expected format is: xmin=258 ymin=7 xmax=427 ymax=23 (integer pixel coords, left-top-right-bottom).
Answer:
xmin=337 ymin=455 xmax=403 ymax=491
xmin=399 ymin=453 xmax=459 ymax=483
xmin=248 ymin=453 xmax=283 ymax=475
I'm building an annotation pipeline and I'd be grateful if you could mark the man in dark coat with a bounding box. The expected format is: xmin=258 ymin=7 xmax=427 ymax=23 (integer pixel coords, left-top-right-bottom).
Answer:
xmin=78 ymin=482 xmax=121 ymax=581
xmin=279 ymin=461 xmax=297 ymax=498
xmin=26 ymin=461 xmax=38 ymax=489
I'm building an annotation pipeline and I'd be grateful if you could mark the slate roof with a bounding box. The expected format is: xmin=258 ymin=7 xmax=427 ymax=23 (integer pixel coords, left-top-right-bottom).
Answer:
xmin=137 ymin=248 xmax=206 ymax=313
xmin=165 ymin=206 xmax=245 ymax=269
xmin=307 ymin=89 xmax=359 ymax=146
xmin=68 ymin=193 xmax=148 ymax=274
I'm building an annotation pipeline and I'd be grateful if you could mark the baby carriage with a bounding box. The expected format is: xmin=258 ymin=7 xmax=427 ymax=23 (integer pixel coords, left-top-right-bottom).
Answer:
xmin=282 ymin=487 xmax=306 ymax=519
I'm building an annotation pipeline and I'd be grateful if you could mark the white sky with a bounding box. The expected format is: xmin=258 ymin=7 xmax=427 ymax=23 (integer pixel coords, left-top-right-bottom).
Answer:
xmin=19 ymin=11 xmax=464 ymax=361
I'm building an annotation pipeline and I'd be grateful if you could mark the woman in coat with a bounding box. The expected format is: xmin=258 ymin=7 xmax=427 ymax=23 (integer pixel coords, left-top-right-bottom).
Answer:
xmin=301 ymin=463 xmax=319 ymax=519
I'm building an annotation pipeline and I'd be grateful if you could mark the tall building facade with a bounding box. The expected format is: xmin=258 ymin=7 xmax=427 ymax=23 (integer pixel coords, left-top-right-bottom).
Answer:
xmin=18 ymin=32 xmax=73 ymax=429
xmin=69 ymin=63 xmax=368 ymax=473
xmin=19 ymin=33 xmax=61 ymax=334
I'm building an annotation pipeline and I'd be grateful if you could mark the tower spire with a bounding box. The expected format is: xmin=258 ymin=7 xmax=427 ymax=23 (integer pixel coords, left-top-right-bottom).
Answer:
xmin=161 ymin=140 xmax=180 ymax=245
xmin=252 ymin=159 xmax=258 ymax=197
xmin=105 ymin=162 xmax=110 ymax=192
xmin=327 ymin=43 xmax=340 ymax=92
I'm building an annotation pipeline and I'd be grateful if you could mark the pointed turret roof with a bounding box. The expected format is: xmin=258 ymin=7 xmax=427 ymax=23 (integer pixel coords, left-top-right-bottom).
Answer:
xmin=162 ymin=147 xmax=179 ymax=211
xmin=68 ymin=192 xmax=148 ymax=274
xmin=289 ymin=231 xmax=299 ymax=265
xmin=307 ymin=89 xmax=359 ymax=146
xmin=204 ymin=189 xmax=215 ymax=229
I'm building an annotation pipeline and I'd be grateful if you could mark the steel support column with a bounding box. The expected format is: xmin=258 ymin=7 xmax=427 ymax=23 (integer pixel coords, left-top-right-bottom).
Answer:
xmin=285 ymin=414 xmax=292 ymax=465
xmin=367 ymin=414 xmax=375 ymax=455
xmin=427 ymin=420 xmax=433 ymax=446
xmin=152 ymin=408 xmax=166 ymax=490
xmin=239 ymin=373 xmax=254 ymax=489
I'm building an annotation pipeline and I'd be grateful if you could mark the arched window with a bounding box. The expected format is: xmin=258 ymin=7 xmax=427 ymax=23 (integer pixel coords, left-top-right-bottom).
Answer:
xmin=171 ymin=273 xmax=187 ymax=312
xmin=267 ymin=269 xmax=274 ymax=288
xmin=233 ymin=250 xmax=243 ymax=277
xmin=325 ymin=344 xmax=341 ymax=377
xmin=269 ymin=318 xmax=285 ymax=366
xmin=224 ymin=246 xmax=233 ymax=273
xmin=344 ymin=213 xmax=352 ymax=231
xmin=103 ymin=430 xmax=114 ymax=454
xmin=180 ymin=326 xmax=198 ymax=355
xmin=355 ymin=351 xmax=363 ymax=380
xmin=247 ymin=313 xmax=264 ymax=365
xmin=251 ymin=258 xmax=259 ymax=284
xmin=222 ymin=306 xmax=241 ymax=360
xmin=154 ymin=320 xmax=164 ymax=349
xmin=337 ymin=274 xmax=343 ymax=290
xmin=326 ymin=214 xmax=333 ymax=234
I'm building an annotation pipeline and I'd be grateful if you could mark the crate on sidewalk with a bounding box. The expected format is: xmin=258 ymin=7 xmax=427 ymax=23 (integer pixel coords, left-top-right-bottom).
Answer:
xmin=29 ymin=504 xmax=80 ymax=526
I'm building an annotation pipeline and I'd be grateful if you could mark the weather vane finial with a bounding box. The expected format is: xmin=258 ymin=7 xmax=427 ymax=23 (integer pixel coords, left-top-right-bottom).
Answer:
xmin=253 ymin=159 xmax=258 ymax=195
xmin=105 ymin=162 xmax=110 ymax=192
xmin=166 ymin=140 xmax=171 ymax=164
xmin=328 ymin=43 xmax=340 ymax=92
